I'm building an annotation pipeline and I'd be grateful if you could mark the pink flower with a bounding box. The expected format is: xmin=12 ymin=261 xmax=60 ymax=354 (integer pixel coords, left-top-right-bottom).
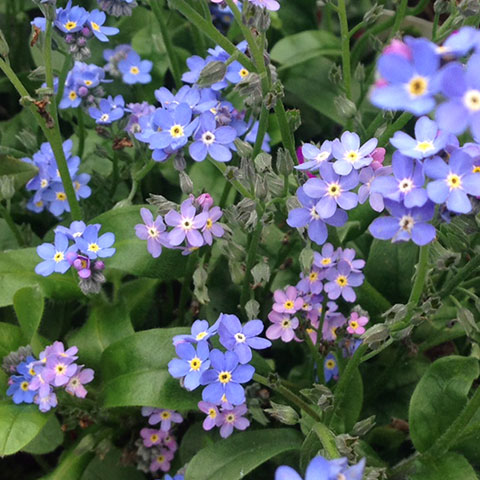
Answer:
xmin=149 ymin=448 xmax=173 ymax=473
xmin=272 ymin=286 xmax=304 ymax=314
xmin=382 ymin=39 xmax=412 ymax=60
xmin=266 ymin=312 xmax=299 ymax=342
xmin=65 ymin=365 xmax=94 ymax=398
xmin=140 ymin=428 xmax=164 ymax=447
xmin=346 ymin=312 xmax=369 ymax=335
xmin=370 ymin=147 xmax=386 ymax=170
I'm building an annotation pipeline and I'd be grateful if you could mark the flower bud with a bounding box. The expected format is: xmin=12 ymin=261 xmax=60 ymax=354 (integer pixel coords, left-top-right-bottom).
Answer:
xmin=277 ymin=148 xmax=294 ymax=176
xmin=254 ymin=176 xmax=268 ymax=200
xmin=245 ymin=299 xmax=260 ymax=320
xmin=196 ymin=193 xmax=214 ymax=210
xmin=147 ymin=194 xmax=178 ymax=215
xmin=328 ymin=63 xmax=343 ymax=85
xmin=196 ymin=61 xmax=227 ymax=88
xmin=265 ymin=401 xmax=299 ymax=425
xmin=0 ymin=175 xmax=15 ymax=201
xmin=352 ymin=415 xmax=376 ymax=436
xmin=254 ymin=152 xmax=272 ymax=172
xmin=173 ymin=153 xmax=187 ymax=172
xmin=334 ymin=94 xmax=356 ymax=119
xmin=299 ymin=247 xmax=314 ymax=272
xmin=234 ymin=138 xmax=253 ymax=159
xmin=363 ymin=3 xmax=384 ymax=25
xmin=361 ymin=324 xmax=389 ymax=348
xmin=179 ymin=171 xmax=193 ymax=195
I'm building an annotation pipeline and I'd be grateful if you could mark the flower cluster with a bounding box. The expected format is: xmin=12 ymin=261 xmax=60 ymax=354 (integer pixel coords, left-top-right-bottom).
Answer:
xmin=32 ymin=1 xmax=119 ymax=60
xmin=5 ymin=342 xmax=94 ymax=413
xmin=288 ymin=131 xmax=378 ymax=245
xmin=135 ymin=407 xmax=183 ymax=474
xmin=35 ymin=221 xmax=115 ymax=293
xmin=168 ymin=313 xmax=271 ymax=438
xmin=135 ymin=194 xmax=225 ymax=257
xmin=267 ymin=244 xmax=368 ymax=381
xmin=275 ymin=455 xmax=365 ymax=480
xmin=22 ymin=139 xmax=91 ymax=215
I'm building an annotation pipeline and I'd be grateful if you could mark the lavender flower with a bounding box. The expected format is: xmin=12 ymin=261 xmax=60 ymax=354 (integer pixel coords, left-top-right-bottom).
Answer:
xmin=75 ymin=225 xmax=116 ymax=259
xmin=295 ymin=141 xmax=332 ymax=172
xmin=324 ymin=260 xmax=364 ymax=303
xmin=118 ymin=50 xmax=152 ymax=84
xmin=135 ymin=208 xmax=169 ymax=258
xmin=165 ymin=200 xmax=208 ymax=247
xmin=148 ymin=409 xmax=183 ymax=431
xmin=201 ymin=207 xmax=225 ymax=245
xmin=272 ymin=286 xmax=304 ymax=314
xmin=218 ymin=404 xmax=250 ymax=438
xmin=65 ymin=366 xmax=94 ymax=398
xmin=266 ymin=312 xmax=299 ymax=342
xmin=198 ymin=401 xmax=221 ymax=431
xmin=358 ymin=165 xmax=392 ymax=212
xmin=331 ymin=131 xmax=377 ymax=175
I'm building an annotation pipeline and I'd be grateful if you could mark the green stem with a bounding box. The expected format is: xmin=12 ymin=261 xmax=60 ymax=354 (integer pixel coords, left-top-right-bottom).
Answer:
xmin=148 ymin=0 xmax=182 ymax=89
xmin=253 ymin=373 xmax=322 ymax=422
xmin=361 ymin=338 xmax=394 ymax=363
xmin=389 ymin=0 xmax=408 ymax=41
xmin=77 ymin=107 xmax=85 ymax=159
xmin=337 ymin=0 xmax=352 ymax=101
xmin=207 ymin=158 xmax=254 ymax=199
xmin=0 ymin=204 xmax=25 ymax=246
xmin=252 ymin=107 xmax=269 ymax=158
xmin=377 ymin=111 xmax=412 ymax=147
xmin=364 ymin=111 xmax=384 ymax=139
xmin=432 ymin=12 xmax=440 ymax=41
xmin=439 ymin=254 xmax=480 ymax=298
xmin=168 ymin=0 xmax=255 ymax=72
xmin=312 ymin=422 xmax=341 ymax=459
xmin=304 ymin=332 xmax=325 ymax=384
xmin=275 ymin=101 xmax=297 ymax=162
xmin=55 ymin=53 xmax=72 ymax=106
xmin=327 ymin=343 xmax=368 ymax=429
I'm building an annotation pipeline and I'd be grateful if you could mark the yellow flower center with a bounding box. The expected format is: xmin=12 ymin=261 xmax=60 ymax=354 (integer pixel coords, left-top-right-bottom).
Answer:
xmin=239 ymin=68 xmax=249 ymax=78
xmin=156 ymin=455 xmax=165 ymax=463
xmin=472 ymin=166 xmax=480 ymax=173
xmin=350 ymin=320 xmax=359 ymax=329
xmin=336 ymin=275 xmax=348 ymax=287
xmin=148 ymin=227 xmax=158 ymax=238
xmin=281 ymin=318 xmax=291 ymax=328
xmin=53 ymin=252 xmax=64 ymax=263
xmin=189 ymin=357 xmax=202 ymax=371
xmin=415 ymin=141 xmax=434 ymax=153
xmin=40 ymin=179 xmax=48 ymax=188
xmin=446 ymin=173 xmax=462 ymax=189
xmin=88 ymin=243 xmax=100 ymax=252
xmin=309 ymin=272 xmax=318 ymax=282
xmin=321 ymin=257 xmax=331 ymax=266
xmin=29 ymin=368 xmax=36 ymax=376
xmin=161 ymin=411 xmax=171 ymax=419
xmin=325 ymin=359 xmax=336 ymax=370
xmin=170 ymin=124 xmax=184 ymax=138
xmin=21 ymin=381 xmax=29 ymax=391
xmin=69 ymin=90 xmax=77 ymax=101
xmin=64 ymin=21 xmax=77 ymax=31
xmin=218 ymin=371 xmax=232 ymax=384
xmin=90 ymin=21 xmax=100 ymax=31
xmin=150 ymin=434 xmax=159 ymax=443
xmin=206 ymin=219 xmax=213 ymax=229
xmin=74 ymin=181 xmax=81 ymax=191
xmin=284 ymin=300 xmax=294 ymax=310
xmin=55 ymin=364 xmax=66 ymax=375
xmin=407 ymin=76 xmax=428 ymax=97
xmin=35 ymin=201 xmax=43 ymax=207
xmin=56 ymin=192 xmax=67 ymax=201
xmin=226 ymin=413 xmax=235 ymax=423
xmin=196 ymin=331 xmax=208 ymax=341
xmin=130 ymin=66 xmax=140 ymax=75
xmin=327 ymin=182 xmax=342 ymax=198
xmin=84 ymin=79 xmax=93 ymax=86
xmin=345 ymin=151 xmax=359 ymax=163
xmin=464 ymin=89 xmax=480 ymax=111
xmin=208 ymin=408 xmax=217 ymax=419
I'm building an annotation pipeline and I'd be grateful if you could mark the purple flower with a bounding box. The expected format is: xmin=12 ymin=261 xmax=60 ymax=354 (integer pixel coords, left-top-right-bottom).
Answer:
xmin=303 ymin=163 xmax=359 ymax=218
xmin=201 ymin=206 xmax=225 ymax=245
xmin=347 ymin=312 xmax=369 ymax=335
xmin=165 ymin=200 xmax=208 ymax=247
xmin=339 ymin=248 xmax=365 ymax=273
xmin=296 ymin=267 xmax=324 ymax=295
xmin=168 ymin=340 xmax=211 ymax=391
xmin=149 ymin=103 xmax=198 ymax=151
xmin=87 ymin=9 xmax=119 ymax=42
xmin=272 ymin=286 xmax=303 ymax=314
xmin=65 ymin=365 xmax=94 ymax=398
xmin=371 ymin=37 xmax=441 ymax=115
xmin=436 ymin=54 xmax=480 ymax=138
xmin=439 ymin=26 xmax=480 ymax=57
xmin=424 ymin=150 xmax=480 ymax=213
xmin=324 ymin=353 xmax=339 ymax=382
xmin=371 ymin=152 xmax=427 ymax=208
xmin=149 ymin=448 xmax=174 ymax=473
xmin=369 ymin=199 xmax=436 ymax=245
xmin=358 ymin=165 xmax=392 ymax=212
xmin=189 ymin=112 xmax=237 ymax=162
xmin=324 ymin=260 xmax=364 ymax=303
xmin=148 ymin=409 xmax=183 ymax=431
xmin=287 ymin=186 xmax=348 ymax=245
xmin=218 ymin=404 xmax=250 ymax=438
xmin=390 ymin=116 xmax=448 ymax=159
xmin=35 ymin=232 xmax=77 ymax=277
xmin=266 ymin=312 xmax=299 ymax=342
xmin=218 ymin=314 xmax=271 ymax=364
xmin=248 ymin=0 xmax=280 ymax=11
xmin=295 ymin=141 xmax=332 ymax=172
xmin=135 ymin=208 xmax=169 ymax=258
xmin=322 ymin=309 xmax=346 ymax=342
xmin=198 ymin=401 xmax=221 ymax=430
xmin=331 ymin=132 xmax=377 ymax=175
xmin=313 ymin=243 xmax=338 ymax=269
xmin=75 ymin=225 xmax=116 ymax=259
xmin=44 ymin=355 xmax=76 ymax=387
xmin=35 ymin=391 xmax=58 ymax=413
xmin=118 ymin=50 xmax=152 ymax=84
xmin=172 ymin=319 xmax=219 ymax=345
xmin=140 ymin=428 xmax=164 ymax=447
xmin=200 ymin=349 xmax=254 ymax=405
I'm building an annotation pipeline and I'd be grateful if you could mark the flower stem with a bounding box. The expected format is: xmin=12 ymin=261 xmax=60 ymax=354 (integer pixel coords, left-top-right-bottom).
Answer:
xmin=207 ymin=158 xmax=254 ymax=200
xmin=77 ymin=107 xmax=85 ymax=159
xmin=337 ymin=0 xmax=352 ymax=101
xmin=439 ymin=253 xmax=480 ymax=298
xmin=377 ymin=111 xmax=412 ymax=147
xmin=312 ymin=422 xmax=341 ymax=459
xmin=148 ymin=0 xmax=182 ymax=89
xmin=252 ymin=107 xmax=269 ymax=158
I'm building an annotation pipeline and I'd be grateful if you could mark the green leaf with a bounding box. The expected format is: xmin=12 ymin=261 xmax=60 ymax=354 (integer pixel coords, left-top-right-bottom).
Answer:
xmin=364 ymin=239 xmax=419 ymax=304
xmin=411 ymin=452 xmax=478 ymax=480
xmin=0 ymin=402 xmax=50 ymax=456
xmin=0 ymin=156 xmax=38 ymax=190
xmin=13 ymin=285 xmax=44 ymax=346
xmin=0 ymin=248 xmax=81 ymax=307
xmin=409 ymin=356 xmax=479 ymax=452
xmin=101 ymin=328 xmax=199 ymax=411
xmin=271 ymin=30 xmax=341 ymax=69
xmin=67 ymin=301 xmax=134 ymax=370
xmin=185 ymin=428 xmax=303 ymax=480
xmin=0 ymin=322 xmax=24 ymax=359
xmin=23 ymin=414 xmax=64 ymax=455
xmin=41 ymin=447 xmax=95 ymax=480
xmin=119 ymin=278 xmax=160 ymax=329
xmin=91 ymin=206 xmax=187 ymax=280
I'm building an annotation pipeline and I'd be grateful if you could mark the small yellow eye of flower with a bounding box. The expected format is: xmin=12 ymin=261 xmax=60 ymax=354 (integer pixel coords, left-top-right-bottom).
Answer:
xmin=239 ymin=68 xmax=249 ymax=78
xmin=472 ymin=166 xmax=480 ymax=173
xmin=325 ymin=359 xmax=336 ymax=370
xmin=336 ymin=275 xmax=348 ymax=287
xmin=345 ymin=151 xmax=359 ymax=163
xmin=29 ymin=368 xmax=36 ymax=376
xmin=218 ymin=371 xmax=232 ymax=384
xmin=407 ymin=76 xmax=428 ymax=97
xmin=206 ymin=218 xmax=213 ymax=229
xmin=399 ymin=215 xmax=414 ymax=232
xmin=21 ymin=381 xmax=29 ymax=391
xmin=150 ymin=434 xmax=159 ymax=443
xmin=90 ymin=21 xmax=100 ymax=31
xmin=321 ymin=257 xmax=331 ymax=266
xmin=35 ymin=201 xmax=43 ymax=207
xmin=189 ymin=357 xmax=202 ymax=371
xmin=84 ymin=80 xmax=93 ymax=86
xmin=54 ymin=252 xmax=64 ymax=263
xmin=157 ymin=455 xmax=165 ymax=463
xmin=88 ymin=243 xmax=100 ymax=252
xmin=284 ymin=300 xmax=294 ymax=310
xmin=55 ymin=364 xmax=65 ymax=374
xmin=208 ymin=408 xmax=217 ymax=419
xmin=64 ymin=21 xmax=77 ymax=31
xmin=130 ymin=66 xmax=140 ymax=75
xmin=56 ymin=192 xmax=67 ymax=201
xmin=309 ymin=272 xmax=318 ymax=282
xmin=69 ymin=90 xmax=77 ymax=101
xmin=40 ymin=179 xmax=48 ymax=188
xmin=464 ymin=89 xmax=480 ymax=111
xmin=327 ymin=183 xmax=342 ymax=197
xmin=350 ymin=320 xmax=359 ymax=329
xmin=446 ymin=173 xmax=462 ymax=189
xmin=415 ymin=141 xmax=434 ymax=153
xmin=161 ymin=411 xmax=171 ymax=419
xmin=196 ymin=331 xmax=208 ymax=341
xmin=281 ymin=318 xmax=291 ymax=328
xmin=226 ymin=414 xmax=235 ymax=423
xmin=170 ymin=125 xmax=184 ymax=138
xmin=74 ymin=181 xmax=81 ymax=191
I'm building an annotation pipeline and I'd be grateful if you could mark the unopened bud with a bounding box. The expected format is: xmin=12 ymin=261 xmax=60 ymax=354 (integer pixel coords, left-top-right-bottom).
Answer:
xmin=173 ymin=154 xmax=187 ymax=172
xmin=286 ymin=109 xmax=302 ymax=132
xmin=28 ymin=66 xmax=46 ymax=81
xmin=254 ymin=176 xmax=268 ymax=199
xmin=251 ymin=262 xmax=270 ymax=285
xmin=265 ymin=401 xmax=299 ymax=425
xmin=352 ymin=415 xmax=376 ymax=436
xmin=254 ymin=152 xmax=272 ymax=172
xmin=0 ymin=176 xmax=15 ymax=200
xmin=354 ymin=63 xmax=366 ymax=82
xmin=193 ymin=265 xmax=209 ymax=304
xmin=363 ymin=3 xmax=384 ymax=25
xmin=179 ymin=171 xmax=193 ymax=194
xmin=328 ymin=63 xmax=343 ymax=85
xmin=197 ymin=61 xmax=227 ymax=88
xmin=277 ymin=148 xmax=294 ymax=176
xmin=234 ymin=138 xmax=253 ymax=159
xmin=299 ymin=247 xmax=314 ymax=272
xmin=361 ymin=324 xmax=389 ymax=348
xmin=334 ymin=94 xmax=356 ymax=119
xmin=196 ymin=193 xmax=214 ymax=210
xmin=245 ymin=299 xmax=260 ymax=320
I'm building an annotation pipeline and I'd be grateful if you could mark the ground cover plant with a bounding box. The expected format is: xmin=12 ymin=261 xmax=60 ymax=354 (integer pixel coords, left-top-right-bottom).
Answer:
xmin=1 ymin=0 xmax=480 ymax=478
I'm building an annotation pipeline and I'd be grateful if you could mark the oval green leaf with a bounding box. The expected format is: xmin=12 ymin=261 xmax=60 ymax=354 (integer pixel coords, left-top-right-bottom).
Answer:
xmin=185 ymin=428 xmax=303 ymax=480
xmin=13 ymin=285 xmax=44 ymax=345
xmin=411 ymin=452 xmax=478 ymax=480
xmin=23 ymin=414 xmax=64 ymax=455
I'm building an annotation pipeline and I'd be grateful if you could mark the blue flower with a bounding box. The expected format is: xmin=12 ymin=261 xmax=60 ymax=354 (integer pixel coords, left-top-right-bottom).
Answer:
xmin=371 ymin=152 xmax=428 ymax=208
xmin=189 ymin=112 xmax=237 ymax=162
xmin=35 ymin=232 xmax=77 ymax=277
xmin=155 ymin=85 xmax=201 ymax=111
xmin=331 ymin=131 xmax=377 ymax=175
xmin=275 ymin=455 xmax=365 ymax=480
xmin=369 ymin=199 xmax=436 ymax=246
xmin=324 ymin=353 xmax=339 ymax=382
xmin=390 ymin=116 xmax=448 ymax=159
xmin=440 ymin=27 xmax=480 ymax=58
xmin=7 ymin=375 xmax=37 ymax=404
xmin=89 ymin=98 xmax=124 ymax=124
xmin=168 ymin=341 xmax=211 ymax=391
xmin=118 ymin=50 xmax=152 ymax=84
xmin=87 ymin=9 xmax=119 ymax=42
xmin=371 ymin=37 xmax=441 ymax=115
xmin=172 ymin=319 xmax=219 ymax=345
xmin=200 ymin=349 xmax=254 ymax=405
xmin=295 ymin=141 xmax=332 ymax=172
xmin=55 ymin=4 xmax=89 ymax=34
xmin=424 ymin=150 xmax=480 ymax=213
xmin=218 ymin=314 xmax=271 ymax=364
xmin=75 ymin=225 xmax=116 ymax=259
